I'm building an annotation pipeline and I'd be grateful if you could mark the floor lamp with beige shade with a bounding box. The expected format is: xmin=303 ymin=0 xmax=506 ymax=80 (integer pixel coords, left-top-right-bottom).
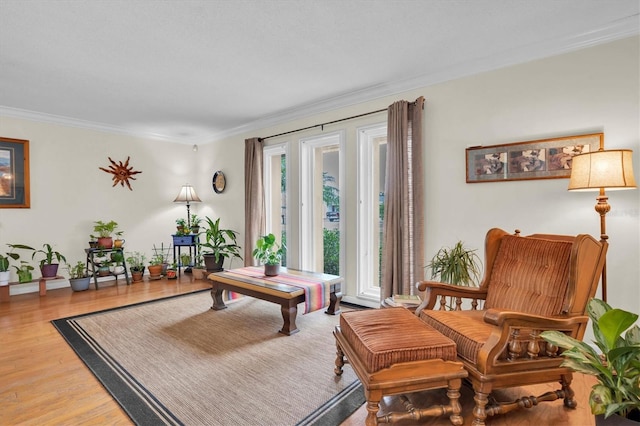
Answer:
xmin=568 ymin=148 xmax=637 ymax=302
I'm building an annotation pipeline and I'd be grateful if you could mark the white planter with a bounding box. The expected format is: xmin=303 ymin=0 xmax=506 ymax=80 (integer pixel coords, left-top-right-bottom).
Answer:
xmin=0 ymin=270 xmax=10 ymax=286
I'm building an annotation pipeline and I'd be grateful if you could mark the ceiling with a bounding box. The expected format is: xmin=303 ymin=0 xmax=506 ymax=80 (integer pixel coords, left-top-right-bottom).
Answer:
xmin=1 ymin=1 xmax=638 ymax=145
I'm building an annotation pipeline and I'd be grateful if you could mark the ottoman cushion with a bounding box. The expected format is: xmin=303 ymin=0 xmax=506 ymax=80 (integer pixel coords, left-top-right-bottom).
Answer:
xmin=339 ymin=307 xmax=457 ymax=373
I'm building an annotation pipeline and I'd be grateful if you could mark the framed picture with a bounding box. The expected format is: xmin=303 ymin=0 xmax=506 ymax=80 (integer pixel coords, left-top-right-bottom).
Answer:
xmin=466 ymin=133 xmax=603 ymax=183
xmin=0 ymin=137 xmax=30 ymax=208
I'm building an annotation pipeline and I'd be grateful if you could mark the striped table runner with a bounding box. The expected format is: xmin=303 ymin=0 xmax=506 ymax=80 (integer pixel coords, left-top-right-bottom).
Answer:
xmin=224 ymin=266 xmax=330 ymax=314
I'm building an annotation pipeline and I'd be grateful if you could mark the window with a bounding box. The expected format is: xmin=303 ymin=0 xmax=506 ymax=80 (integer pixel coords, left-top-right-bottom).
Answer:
xmin=357 ymin=124 xmax=386 ymax=300
xmin=263 ymin=143 xmax=288 ymax=266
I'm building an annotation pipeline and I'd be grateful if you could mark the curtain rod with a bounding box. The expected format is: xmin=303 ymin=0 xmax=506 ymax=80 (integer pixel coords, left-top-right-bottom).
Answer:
xmin=260 ymin=107 xmax=387 ymax=141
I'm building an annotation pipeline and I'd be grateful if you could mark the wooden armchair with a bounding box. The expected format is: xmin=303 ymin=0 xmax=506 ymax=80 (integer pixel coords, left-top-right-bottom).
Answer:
xmin=415 ymin=228 xmax=607 ymax=426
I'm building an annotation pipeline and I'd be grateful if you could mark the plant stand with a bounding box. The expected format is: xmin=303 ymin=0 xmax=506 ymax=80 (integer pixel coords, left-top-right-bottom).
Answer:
xmin=85 ymin=248 xmax=130 ymax=289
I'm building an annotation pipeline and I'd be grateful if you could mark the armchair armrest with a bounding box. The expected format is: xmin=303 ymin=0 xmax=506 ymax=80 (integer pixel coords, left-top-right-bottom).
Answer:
xmin=477 ymin=309 xmax=590 ymax=372
xmin=415 ymin=280 xmax=488 ymax=312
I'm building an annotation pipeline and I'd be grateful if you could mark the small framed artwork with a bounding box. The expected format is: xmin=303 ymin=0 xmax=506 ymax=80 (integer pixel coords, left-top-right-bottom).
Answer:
xmin=0 ymin=137 xmax=30 ymax=208
xmin=466 ymin=133 xmax=603 ymax=183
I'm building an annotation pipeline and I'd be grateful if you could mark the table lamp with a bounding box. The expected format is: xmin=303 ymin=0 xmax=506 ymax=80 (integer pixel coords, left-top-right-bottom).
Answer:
xmin=173 ymin=184 xmax=201 ymax=228
xmin=568 ymin=148 xmax=636 ymax=301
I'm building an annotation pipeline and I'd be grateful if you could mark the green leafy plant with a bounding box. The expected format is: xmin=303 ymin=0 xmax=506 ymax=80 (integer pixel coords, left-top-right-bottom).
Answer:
xmin=66 ymin=261 xmax=88 ymax=279
xmin=126 ymin=252 xmax=147 ymax=272
xmin=541 ymin=299 xmax=640 ymax=420
xmin=14 ymin=261 xmax=34 ymax=282
xmin=190 ymin=214 xmax=201 ymax=227
xmin=0 ymin=244 xmax=29 ymax=272
xmin=149 ymin=254 xmax=164 ymax=266
xmin=426 ymin=240 xmax=481 ymax=287
xmin=93 ymin=220 xmax=119 ymax=238
xmin=198 ymin=217 xmax=242 ymax=263
xmin=252 ymin=233 xmax=286 ymax=266
xmin=31 ymin=243 xmax=66 ymax=268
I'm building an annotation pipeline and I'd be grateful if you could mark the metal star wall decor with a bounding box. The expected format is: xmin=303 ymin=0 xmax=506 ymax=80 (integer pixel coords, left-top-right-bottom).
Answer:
xmin=99 ymin=156 xmax=142 ymax=190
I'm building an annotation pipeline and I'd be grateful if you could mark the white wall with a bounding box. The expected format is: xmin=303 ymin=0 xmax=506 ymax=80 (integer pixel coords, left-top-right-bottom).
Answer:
xmin=1 ymin=36 xmax=638 ymax=316
xmin=214 ymin=36 xmax=640 ymax=315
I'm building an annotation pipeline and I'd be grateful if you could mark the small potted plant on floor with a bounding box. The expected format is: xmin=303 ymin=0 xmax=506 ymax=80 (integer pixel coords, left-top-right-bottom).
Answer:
xmin=541 ymin=299 xmax=640 ymax=425
xmin=252 ymin=233 xmax=286 ymax=276
xmin=147 ymin=254 xmax=164 ymax=280
xmin=166 ymin=263 xmax=177 ymax=280
xmin=66 ymin=261 xmax=90 ymax=292
xmin=31 ymin=243 xmax=66 ymax=278
xmin=191 ymin=253 xmax=207 ymax=279
xmin=198 ymin=217 xmax=242 ymax=272
xmin=126 ymin=251 xmax=146 ymax=282
xmin=93 ymin=220 xmax=119 ymax=249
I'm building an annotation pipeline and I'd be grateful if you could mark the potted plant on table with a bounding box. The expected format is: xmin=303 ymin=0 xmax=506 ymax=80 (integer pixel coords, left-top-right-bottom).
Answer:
xmin=190 ymin=214 xmax=202 ymax=234
xmin=252 ymin=233 xmax=286 ymax=276
xmin=175 ymin=218 xmax=187 ymax=235
xmin=14 ymin=261 xmax=34 ymax=283
xmin=66 ymin=261 xmax=90 ymax=292
xmin=198 ymin=217 xmax=242 ymax=272
xmin=31 ymin=243 xmax=66 ymax=278
xmin=0 ymin=244 xmax=24 ymax=286
xmin=541 ymin=299 xmax=640 ymax=425
xmin=93 ymin=220 xmax=119 ymax=249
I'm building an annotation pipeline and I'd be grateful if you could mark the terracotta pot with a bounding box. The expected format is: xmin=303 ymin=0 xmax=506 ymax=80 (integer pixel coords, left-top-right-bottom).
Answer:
xmin=131 ymin=271 xmax=144 ymax=282
xmin=147 ymin=264 xmax=163 ymax=279
xmin=192 ymin=268 xmax=207 ymax=280
xmin=97 ymin=237 xmax=113 ymax=249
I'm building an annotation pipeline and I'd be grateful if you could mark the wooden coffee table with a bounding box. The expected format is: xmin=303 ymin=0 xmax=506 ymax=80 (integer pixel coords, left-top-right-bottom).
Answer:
xmin=207 ymin=267 xmax=342 ymax=335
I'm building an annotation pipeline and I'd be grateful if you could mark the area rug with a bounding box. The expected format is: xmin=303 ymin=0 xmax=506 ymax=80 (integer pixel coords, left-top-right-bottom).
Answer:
xmin=52 ymin=291 xmax=364 ymax=426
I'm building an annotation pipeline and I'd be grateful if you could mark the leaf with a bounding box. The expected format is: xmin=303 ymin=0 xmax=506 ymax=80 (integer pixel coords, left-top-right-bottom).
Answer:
xmin=599 ymin=309 xmax=639 ymax=350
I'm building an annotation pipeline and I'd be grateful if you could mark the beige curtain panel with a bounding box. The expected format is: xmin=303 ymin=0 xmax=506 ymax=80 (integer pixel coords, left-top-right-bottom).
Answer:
xmin=381 ymin=96 xmax=425 ymax=300
xmin=244 ymin=137 xmax=265 ymax=265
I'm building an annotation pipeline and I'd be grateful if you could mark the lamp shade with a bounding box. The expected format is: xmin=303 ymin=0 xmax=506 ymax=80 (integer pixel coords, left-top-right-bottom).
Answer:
xmin=173 ymin=184 xmax=202 ymax=203
xmin=568 ymin=149 xmax=636 ymax=191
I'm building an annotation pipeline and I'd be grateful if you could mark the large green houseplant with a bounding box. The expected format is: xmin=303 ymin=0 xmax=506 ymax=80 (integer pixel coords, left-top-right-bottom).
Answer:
xmin=31 ymin=243 xmax=67 ymax=278
xmin=198 ymin=217 xmax=242 ymax=271
xmin=252 ymin=233 xmax=286 ymax=276
xmin=541 ymin=299 xmax=640 ymax=423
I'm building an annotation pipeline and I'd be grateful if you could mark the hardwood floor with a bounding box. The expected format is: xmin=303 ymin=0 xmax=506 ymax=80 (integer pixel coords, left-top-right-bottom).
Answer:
xmin=1 ymin=276 xmax=596 ymax=425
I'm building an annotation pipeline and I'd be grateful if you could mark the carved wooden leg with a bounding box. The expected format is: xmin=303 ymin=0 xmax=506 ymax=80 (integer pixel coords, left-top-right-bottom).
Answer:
xmin=561 ymin=374 xmax=577 ymax=409
xmin=472 ymin=391 xmax=489 ymax=426
xmin=326 ymin=284 xmax=342 ymax=315
xmin=334 ymin=341 xmax=345 ymax=375
xmin=365 ymin=390 xmax=382 ymax=426
xmin=279 ymin=302 xmax=299 ymax=335
xmin=210 ymin=287 xmax=227 ymax=310
xmin=447 ymin=378 xmax=464 ymax=426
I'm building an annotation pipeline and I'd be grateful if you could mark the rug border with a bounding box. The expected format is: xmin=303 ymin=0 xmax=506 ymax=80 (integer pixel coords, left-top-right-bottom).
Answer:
xmin=52 ymin=290 xmax=364 ymax=425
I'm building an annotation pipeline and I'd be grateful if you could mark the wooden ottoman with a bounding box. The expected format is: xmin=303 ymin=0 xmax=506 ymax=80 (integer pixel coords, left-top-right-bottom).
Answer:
xmin=334 ymin=307 xmax=467 ymax=425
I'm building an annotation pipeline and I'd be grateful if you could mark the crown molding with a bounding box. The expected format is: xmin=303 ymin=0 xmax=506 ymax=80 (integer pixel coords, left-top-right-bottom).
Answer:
xmin=2 ymin=15 xmax=637 ymax=145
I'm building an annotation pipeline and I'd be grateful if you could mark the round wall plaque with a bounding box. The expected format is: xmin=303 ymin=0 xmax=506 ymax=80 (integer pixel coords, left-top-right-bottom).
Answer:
xmin=212 ymin=170 xmax=226 ymax=193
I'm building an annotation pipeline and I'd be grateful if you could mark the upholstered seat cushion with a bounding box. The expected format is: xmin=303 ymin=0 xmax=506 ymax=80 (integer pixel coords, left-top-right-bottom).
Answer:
xmin=339 ymin=307 xmax=456 ymax=373
xmin=419 ymin=310 xmax=488 ymax=364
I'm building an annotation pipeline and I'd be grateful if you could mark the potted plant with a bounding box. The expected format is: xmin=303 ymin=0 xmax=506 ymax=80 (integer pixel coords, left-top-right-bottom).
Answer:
xmin=126 ymin=251 xmax=146 ymax=282
xmin=192 ymin=253 xmax=207 ymax=279
xmin=252 ymin=233 xmax=286 ymax=276
xmin=541 ymin=299 xmax=640 ymax=424
xmin=0 ymin=244 xmax=25 ymax=286
xmin=175 ymin=218 xmax=187 ymax=235
xmin=113 ymin=231 xmax=125 ymax=248
xmin=198 ymin=217 xmax=242 ymax=272
xmin=66 ymin=261 xmax=90 ymax=292
xmin=14 ymin=261 xmax=34 ymax=283
xmin=88 ymin=235 xmax=98 ymax=249
xmin=93 ymin=220 xmax=119 ymax=248
xmin=147 ymin=254 xmax=164 ymax=279
xmin=166 ymin=263 xmax=177 ymax=279
xmin=425 ymin=240 xmax=482 ymax=309
xmin=190 ymin=214 xmax=201 ymax=234
xmin=31 ymin=243 xmax=66 ymax=278
xmin=110 ymin=250 xmax=125 ymax=275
